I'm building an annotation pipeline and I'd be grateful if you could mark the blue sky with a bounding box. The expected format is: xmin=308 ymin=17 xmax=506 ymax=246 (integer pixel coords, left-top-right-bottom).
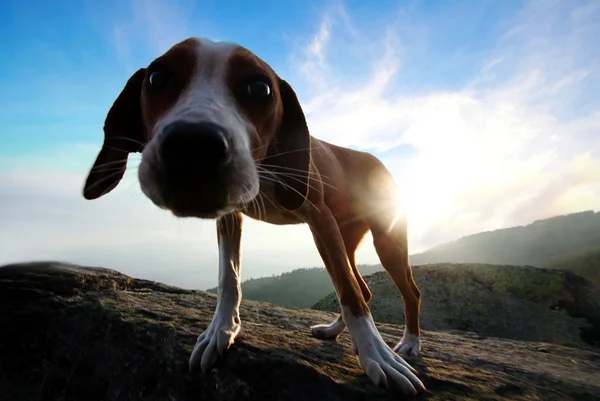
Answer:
xmin=1 ymin=0 xmax=522 ymax=158
xmin=1 ymin=0 xmax=599 ymax=289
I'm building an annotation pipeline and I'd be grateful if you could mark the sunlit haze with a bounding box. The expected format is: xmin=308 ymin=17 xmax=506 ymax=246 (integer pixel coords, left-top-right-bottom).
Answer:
xmin=1 ymin=0 xmax=599 ymax=289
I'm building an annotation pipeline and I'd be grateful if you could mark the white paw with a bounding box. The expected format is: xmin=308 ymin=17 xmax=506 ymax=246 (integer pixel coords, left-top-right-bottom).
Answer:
xmin=189 ymin=311 xmax=241 ymax=374
xmin=310 ymin=315 xmax=346 ymax=339
xmin=345 ymin=310 xmax=425 ymax=396
xmin=394 ymin=332 xmax=421 ymax=359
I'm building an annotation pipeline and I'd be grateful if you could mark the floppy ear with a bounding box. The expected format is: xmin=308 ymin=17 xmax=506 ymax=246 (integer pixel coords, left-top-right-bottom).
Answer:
xmin=83 ymin=68 xmax=146 ymax=200
xmin=266 ymin=79 xmax=312 ymax=210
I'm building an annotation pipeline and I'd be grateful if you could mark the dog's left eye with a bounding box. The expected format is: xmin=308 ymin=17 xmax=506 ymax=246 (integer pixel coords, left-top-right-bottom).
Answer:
xmin=148 ymin=69 xmax=172 ymax=90
xmin=247 ymin=81 xmax=272 ymax=98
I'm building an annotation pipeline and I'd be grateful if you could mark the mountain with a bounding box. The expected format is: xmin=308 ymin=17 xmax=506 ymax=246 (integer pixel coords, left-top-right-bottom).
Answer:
xmin=208 ymin=264 xmax=384 ymax=308
xmin=547 ymin=247 xmax=600 ymax=288
xmin=2 ymin=261 xmax=600 ymax=400
xmin=313 ymin=263 xmax=600 ymax=347
xmin=410 ymin=210 xmax=600 ymax=267
xmin=218 ymin=211 xmax=600 ymax=310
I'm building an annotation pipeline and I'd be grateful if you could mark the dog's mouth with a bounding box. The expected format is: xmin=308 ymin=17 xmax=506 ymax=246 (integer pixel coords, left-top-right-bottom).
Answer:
xmin=162 ymin=176 xmax=232 ymax=218
xmin=140 ymin=156 xmax=238 ymax=218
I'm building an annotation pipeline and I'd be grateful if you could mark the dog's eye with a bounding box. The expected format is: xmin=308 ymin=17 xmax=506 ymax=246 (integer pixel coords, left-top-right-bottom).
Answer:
xmin=247 ymin=81 xmax=271 ymax=98
xmin=148 ymin=69 xmax=171 ymax=90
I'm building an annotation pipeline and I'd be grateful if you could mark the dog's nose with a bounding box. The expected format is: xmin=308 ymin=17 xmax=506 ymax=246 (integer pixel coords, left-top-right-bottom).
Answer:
xmin=159 ymin=122 xmax=231 ymax=170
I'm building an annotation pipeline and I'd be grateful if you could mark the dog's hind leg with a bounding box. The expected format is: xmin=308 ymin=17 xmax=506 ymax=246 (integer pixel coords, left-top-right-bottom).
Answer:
xmin=311 ymin=219 xmax=371 ymax=340
xmin=368 ymin=209 xmax=422 ymax=359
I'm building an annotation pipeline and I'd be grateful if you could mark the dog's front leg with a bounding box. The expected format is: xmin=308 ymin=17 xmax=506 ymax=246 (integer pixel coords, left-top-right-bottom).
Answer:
xmin=305 ymin=206 xmax=425 ymax=396
xmin=189 ymin=211 xmax=243 ymax=374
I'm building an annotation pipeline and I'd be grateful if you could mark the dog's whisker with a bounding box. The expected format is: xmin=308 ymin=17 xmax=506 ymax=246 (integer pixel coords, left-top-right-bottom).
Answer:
xmin=263 ymin=174 xmax=323 ymax=195
xmin=257 ymin=163 xmax=336 ymax=184
xmin=110 ymin=136 xmax=146 ymax=146
xmin=257 ymin=172 xmax=288 ymax=190
xmin=250 ymin=142 xmax=271 ymax=153
xmin=258 ymin=191 xmax=267 ymax=220
xmin=89 ymin=159 xmax=132 ymax=170
xmin=257 ymin=174 xmax=320 ymax=211
xmin=257 ymin=163 xmax=323 ymax=177
xmin=251 ymin=187 xmax=263 ymax=222
xmin=91 ymin=165 xmax=140 ymax=174
xmin=101 ymin=144 xmax=135 ymax=153
xmin=250 ymin=189 xmax=262 ymax=221
xmin=259 ymin=146 xmax=312 ymax=161
xmin=84 ymin=169 xmax=128 ymax=193
xmin=240 ymin=184 xmax=255 ymax=219
xmin=259 ymin=170 xmax=327 ymax=195
xmin=257 ymin=189 xmax=278 ymax=211
xmin=258 ymin=168 xmax=339 ymax=192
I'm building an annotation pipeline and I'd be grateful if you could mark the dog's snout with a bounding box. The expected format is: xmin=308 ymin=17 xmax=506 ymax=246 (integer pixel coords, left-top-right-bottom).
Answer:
xmin=159 ymin=121 xmax=231 ymax=170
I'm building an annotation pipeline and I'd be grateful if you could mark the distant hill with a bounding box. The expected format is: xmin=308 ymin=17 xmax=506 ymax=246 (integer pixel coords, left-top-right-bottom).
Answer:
xmin=410 ymin=210 xmax=600 ymax=267
xmin=312 ymin=263 xmax=600 ymax=347
xmin=208 ymin=265 xmax=383 ymax=308
xmin=548 ymin=247 xmax=600 ymax=288
xmin=219 ymin=211 xmax=600 ymax=309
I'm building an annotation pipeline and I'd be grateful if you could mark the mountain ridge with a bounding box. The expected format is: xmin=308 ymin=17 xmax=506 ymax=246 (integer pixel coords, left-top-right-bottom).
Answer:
xmin=410 ymin=210 xmax=600 ymax=266
xmin=227 ymin=210 xmax=600 ymax=309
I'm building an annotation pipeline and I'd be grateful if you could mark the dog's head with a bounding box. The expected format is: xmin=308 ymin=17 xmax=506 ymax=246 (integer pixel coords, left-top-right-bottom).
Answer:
xmin=83 ymin=37 xmax=311 ymax=218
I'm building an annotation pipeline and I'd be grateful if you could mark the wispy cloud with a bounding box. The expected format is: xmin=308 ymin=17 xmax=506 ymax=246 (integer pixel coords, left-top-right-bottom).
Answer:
xmin=289 ymin=0 xmax=600 ymax=250
xmin=289 ymin=11 xmax=332 ymax=89
xmin=108 ymin=0 xmax=195 ymax=71
xmin=288 ymin=2 xmax=365 ymax=91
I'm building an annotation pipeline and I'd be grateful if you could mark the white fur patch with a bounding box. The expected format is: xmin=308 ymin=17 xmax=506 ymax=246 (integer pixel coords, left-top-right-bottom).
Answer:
xmin=310 ymin=315 xmax=346 ymax=339
xmin=189 ymin=225 xmax=243 ymax=373
xmin=342 ymin=306 xmax=425 ymax=395
xmin=139 ymin=37 xmax=260 ymax=210
xmin=394 ymin=330 xmax=421 ymax=359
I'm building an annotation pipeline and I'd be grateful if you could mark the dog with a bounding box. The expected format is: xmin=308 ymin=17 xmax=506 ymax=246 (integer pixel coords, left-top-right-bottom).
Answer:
xmin=82 ymin=37 xmax=425 ymax=395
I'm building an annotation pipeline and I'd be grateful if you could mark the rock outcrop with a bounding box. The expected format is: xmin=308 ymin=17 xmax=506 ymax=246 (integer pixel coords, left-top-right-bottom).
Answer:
xmin=1 ymin=262 xmax=599 ymax=400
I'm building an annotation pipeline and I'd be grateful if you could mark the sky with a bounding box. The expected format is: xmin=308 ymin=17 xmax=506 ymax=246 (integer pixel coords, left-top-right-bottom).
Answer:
xmin=1 ymin=0 xmax=599 ymax=289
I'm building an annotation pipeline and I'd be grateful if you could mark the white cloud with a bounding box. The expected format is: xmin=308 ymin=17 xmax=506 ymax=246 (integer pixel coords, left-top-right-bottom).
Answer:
xmin=0 ymin=158 xmax=323 ymax=289
xmin=108 ymin=0 xmax=197 ymax=71
xmin=289 ymin=12 xmax=332 ymax=89
xmin=290 ymin=0 xmax=600 ymax=251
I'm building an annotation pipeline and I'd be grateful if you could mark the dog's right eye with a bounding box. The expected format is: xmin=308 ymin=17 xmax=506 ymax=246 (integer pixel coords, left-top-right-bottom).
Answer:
xmin=148 ymin=69 xmax=171 ymax=90
xmin=247 ymin=81 xmax=272 ymax=98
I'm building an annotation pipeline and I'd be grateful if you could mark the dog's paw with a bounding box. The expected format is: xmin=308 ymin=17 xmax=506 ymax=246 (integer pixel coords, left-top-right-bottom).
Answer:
xmin=310 ymin=316 xmax=346 ymax=339
xmin=359 ymin=338 xmax=425 ymax=395
xmin=347 ymin=313 xmax=425 ymax=396
xmin=189 ymin=312 xmax=241 ymax=374
xmin=393 ymin=332 xmax=421 ymax=359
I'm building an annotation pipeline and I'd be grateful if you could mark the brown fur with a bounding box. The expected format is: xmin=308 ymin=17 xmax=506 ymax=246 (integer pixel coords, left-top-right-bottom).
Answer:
xmin=83 ymin=37 xmax=421 ymax=336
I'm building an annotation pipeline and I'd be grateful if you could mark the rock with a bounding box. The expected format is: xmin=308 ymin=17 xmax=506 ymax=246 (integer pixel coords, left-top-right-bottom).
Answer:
xmin=1 ymin=261 xmax=599 ymax=400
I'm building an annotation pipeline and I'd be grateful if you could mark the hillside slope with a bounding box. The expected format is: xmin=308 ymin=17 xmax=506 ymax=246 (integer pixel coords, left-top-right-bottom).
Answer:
xmin=410 ymin=210 xmax=600 ymax=267
xmin=208 ymin=265 xmax=383 ymax=308
xmin=548 ymin=247 xmax=600 ymax=288
xmin=313 ymin=263 xmax=600 ymax=347
xmin=2 ymin=261 xmax=600 ymax=401
xmin=212 ymin=211 xmax=600 ymax=310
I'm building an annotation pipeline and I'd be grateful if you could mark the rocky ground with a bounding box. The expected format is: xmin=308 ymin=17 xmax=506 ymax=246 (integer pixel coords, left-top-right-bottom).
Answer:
xmin=1 ymin=261 xmax=599 ymax=400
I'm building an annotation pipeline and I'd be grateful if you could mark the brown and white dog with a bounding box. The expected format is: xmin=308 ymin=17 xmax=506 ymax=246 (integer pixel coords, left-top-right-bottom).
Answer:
xmin=82 ymin=37 xmax=425 ymax=395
